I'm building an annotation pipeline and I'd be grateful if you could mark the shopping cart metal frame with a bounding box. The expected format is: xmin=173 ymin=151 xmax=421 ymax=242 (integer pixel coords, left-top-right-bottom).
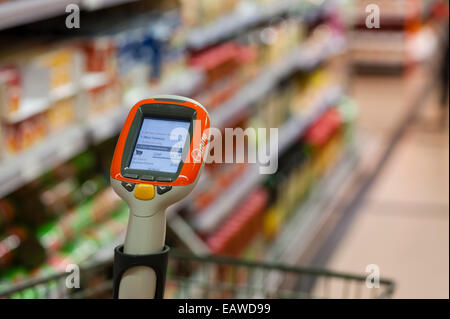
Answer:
xmin=0 ymin=250 xmax=395 ymax=299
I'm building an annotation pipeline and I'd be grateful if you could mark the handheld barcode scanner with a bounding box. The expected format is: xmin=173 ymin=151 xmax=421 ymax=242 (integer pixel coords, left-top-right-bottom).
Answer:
xmin=110 ymin=95 xmax=210 ymax=299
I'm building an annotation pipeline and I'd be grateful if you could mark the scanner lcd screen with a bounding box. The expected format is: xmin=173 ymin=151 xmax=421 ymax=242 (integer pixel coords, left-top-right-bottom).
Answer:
xmin=128 ymin=118 xmax=190 ymax=173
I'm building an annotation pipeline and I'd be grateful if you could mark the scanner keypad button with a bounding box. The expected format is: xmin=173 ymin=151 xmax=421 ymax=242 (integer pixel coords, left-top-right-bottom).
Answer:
xmin=134 ymin=184 xmax=155 ymax=200
xmin=157 ymin=186 xmax=172 ymax=195
xmin=123 ymin=173 xmax=138 ymax=179
xmin=121 ymin=181 xmax=135 ymax=192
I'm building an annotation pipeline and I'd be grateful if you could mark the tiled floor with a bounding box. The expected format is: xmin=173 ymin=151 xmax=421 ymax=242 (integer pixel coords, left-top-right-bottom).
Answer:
xmin=325 ymin=73 xmax=449 ymax=298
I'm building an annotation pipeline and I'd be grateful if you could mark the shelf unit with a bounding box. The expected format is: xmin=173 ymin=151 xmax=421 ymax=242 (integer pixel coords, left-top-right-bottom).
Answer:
xmin=92 ymin=42 xmax=345 ymax=261
xmin=82 ymin=0 xmax=138 ymax=11
xmin=90 ymin=84 xmax=344 ymax=263
xmin=211 ymin=35 xmax=346 ymax=129
xmin=0 ymin=0 xmax=140 ymax=31
xmin=192 ymin=85 xmax=343 ymax=234
xmin=0 ymin=0 xmax=340 ymax=197
xmin=187 ymin=0 xmax=300 ymax=50
xmin=4 ymin=72 xmax=108 ymax=124
xmin=0 ymin=0 xmax=80 ymax=31
xmin=265 ymin=147 xmax=358 ymax=265
xmin=0 ymin=125 xmax=87 ymax=197
xmin=0 ymin=32 xmax=344 ymax=198
xmin=257 ymin=147 xmax=359 ymax=296
xmin=0 ymin=0 xmax=354 ymax=291
xmin=0 ymin=69 xmax=202 ymax=198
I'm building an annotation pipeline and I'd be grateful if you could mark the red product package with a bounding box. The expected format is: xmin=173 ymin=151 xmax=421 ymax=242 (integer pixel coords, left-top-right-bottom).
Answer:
xmin=0 ymin=65 xmax=21 ymax=115
xmin=206 ymin=188 xmax=268 ymax=256
xmin=305 ymin=107 xmax=342 ymax=147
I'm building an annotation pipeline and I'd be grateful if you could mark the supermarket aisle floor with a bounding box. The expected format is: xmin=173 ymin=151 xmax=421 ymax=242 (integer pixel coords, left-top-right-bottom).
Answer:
xmin=326 ymin=74 xmax=449 ymax=298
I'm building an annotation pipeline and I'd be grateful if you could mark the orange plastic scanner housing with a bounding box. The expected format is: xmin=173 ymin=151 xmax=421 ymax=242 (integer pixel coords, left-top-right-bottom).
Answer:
xmin=110 ymin=97 xmax=210 ymax=186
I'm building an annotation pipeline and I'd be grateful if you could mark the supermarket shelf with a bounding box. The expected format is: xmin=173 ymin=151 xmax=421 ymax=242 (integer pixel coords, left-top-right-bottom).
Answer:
xmin=5 ymin=97 xmax=49 ymax=124
xmin=89 ymin=70 xmax=203 ymax=141
xmin=0 ymin=69 xmax=201 ymax=198
xmin=211 ymin=36 xmax=346 ymax=129
xmin=122 ymin=69 xmax=204 ymax=107
xmin=49 ymin=82 xmax=78 ymax=102
xmin=86 ymin=106 xmax=128 ymax=143
xmin=82 ymin=0 xmax=138 ymax=11
xmin=262 ymin=147 xmax=359 ymax=293
xmin=210 ymin=47 xmax=301 ymax=129
xmin=279 ymin=86 xmax=342 ymax=154
xmin=0 ymin=0 xmax=141 ymax=31
xmin=5 ymin=73 xmax=109 ymax=124
xmin=6 ymin=85 xmax=76 ymax=124
xmin=265 ymin=147 xmax=359 ymax=264
xmin=0 ymin=125 xmax=87 ymax=198
xmin=191 ymin=85 xmax=343 ymax=234
xmin=95 ymin=69 xmax=204 ymax=142
xmin=88 ymin=86 xmax=342 ymax=261
xmin=82 ymin=72 xmax=109 ymax=90
xmin=186 ymin=0 xmax=298 ymax=49
xmin=0 ymin=0 xmax=81 ymax=31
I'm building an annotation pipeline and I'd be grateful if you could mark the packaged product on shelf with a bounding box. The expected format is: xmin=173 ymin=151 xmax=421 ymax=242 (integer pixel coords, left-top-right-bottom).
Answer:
xmin=81 ymin=37 xmax=117 ymax=78
xmin=83 ymin=206 xmax=128 ymax=247
xmin=11 ymin=154 xmax=104 ymax=227
xmin=291 ymin=70 xmax=332 ymax=114
xmin=2 ymin=112 xmax=48 ymax=156
xmin=0 ymin=65 xmax=21 ymax=117
xmin=267 ymin=18 xmax=302 ymax=63
xmin=195 ymin=187 xmax=269 ymax=297
xmin=85 ymin=81 xmax=121 ymax=116
xmin=179 ymin=0 xmax=239 ymax=28
xmin=36 ymin=186 xmax=121 ymax=252
xmin=38 ymin=178 xmax=81 ymax=217
xmin=336 ymin=96 xmax=357 ymax=142
xmin=102 ymin=10 xmax=186 ymax=91
xmin=0 ymin=42 xmax=83 ymax=157
xmin=262 ymin=140 xmax=309 ymax=240
xmin=38 ymin=175 xmax=107 ymax=218
xmin=45 ymin=96 xmax=76 ymax=132
xmin=205 ymin=188 xmax=268 ymax=255
xmin=259 ymin=78 xmax=293 ymax=130
xmin=155 ymin=12 xmax=187 ymax=82
xmin=38 ymin=207 xmax=128 ymax=273
xmin=113 ymin=30 xmax=145 ymax=90
xmin=189 ymin=42 xmax=254 ymax=109
xmin=260 ymin=102 xmax=348 ymax=243
xmin=191 ymin=163 xmax=247 ymax=212
xmin=304 ymin=107 xmax=343 ymax=178
xmin=32 ymin=45 xmax=79 ymax=90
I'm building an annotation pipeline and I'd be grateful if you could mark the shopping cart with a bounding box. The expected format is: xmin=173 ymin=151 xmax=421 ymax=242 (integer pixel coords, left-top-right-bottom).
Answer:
xmin=0 ymin=250 xmax=395 ymax=299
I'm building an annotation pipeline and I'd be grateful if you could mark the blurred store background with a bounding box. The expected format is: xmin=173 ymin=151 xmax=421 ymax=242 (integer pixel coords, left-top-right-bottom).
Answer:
xmin=0 ymin=0 xmax=448 ymax=299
